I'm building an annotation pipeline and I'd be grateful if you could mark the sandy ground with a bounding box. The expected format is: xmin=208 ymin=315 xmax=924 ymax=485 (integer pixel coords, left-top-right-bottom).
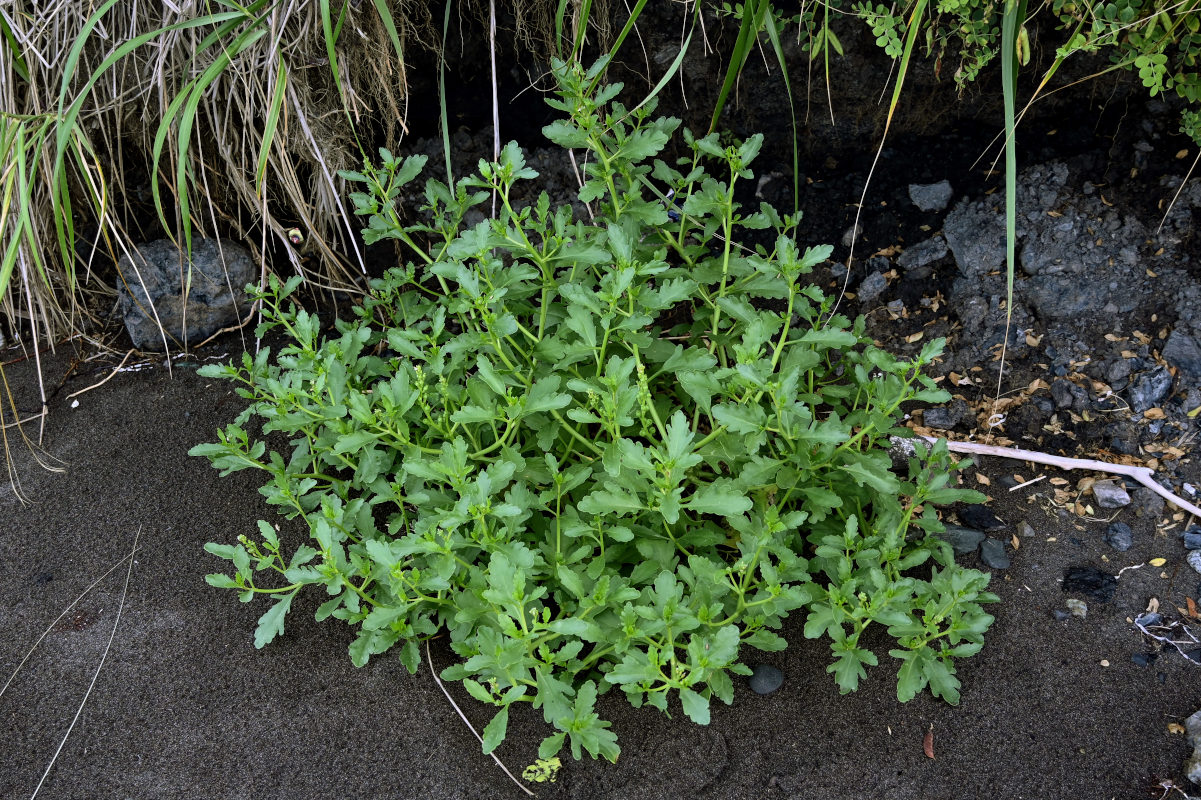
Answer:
xmin=2 ymin=343 xmax=1199 ymax=800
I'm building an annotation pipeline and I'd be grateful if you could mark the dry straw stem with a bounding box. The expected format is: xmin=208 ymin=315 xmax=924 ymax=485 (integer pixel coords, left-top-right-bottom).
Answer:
xmin=10 ymin=526 xmax=142 ymax=800
xmin=425 ymin=641 xmax=534 ymax=797
xmin=0 ymin=0 xmax=592 ymax=340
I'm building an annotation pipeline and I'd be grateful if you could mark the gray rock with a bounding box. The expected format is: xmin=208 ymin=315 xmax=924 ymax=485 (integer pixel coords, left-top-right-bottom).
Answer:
xmin=1164 ymin=331 xmax=1201 ymax=382
xmin=1185 ymin=707 xmax=1201 ymax=785
xmin=1105 ymin=358 xmax=1133 ymax=385
xmin=923 ymin=398 xmax=969 ymax=430
xmin=749 ymin=664 xmax=784 ymax=695
xmin=857 ymin=271 xmax=888 ymax=305
xmin=908 ymin=181 xmax=954 ymax=212
xmin=944 ymin=202 xmax=1007 ymax=278
xmin=1182 ymin=526 xmax=1201 ymax=550
xmin=1017 ymin=520 xmax=1036 ymax=538
xmin=1023 ymin=273 xmax=1138 ymax=320
xmin=1104 ymin=522 xmax=1133 ymax=551
xmin=1092 ymin=480 xmax=1131 ymax=509
xmin=116 ymin=238 xmax=255 ymax=349
xmin=1189 ymin=550 xmax=1201 ymax=577
xmin=940 ymin=525 xmax=986 ymax=556
xmin=1129 ymin=367 xmax=1172 ymax=413
xmin=979 ymin=539 xmax=1010 ymax=569
xmin=898 ymin=236 xmax=949 ymax=272
xmin=1050 ymin=379 xmax=1076 ymax=409
xmin=1130 ymin=487 xmax=1166 ymax=520
xmin=841 ymin=223 xmax=863 ymax=248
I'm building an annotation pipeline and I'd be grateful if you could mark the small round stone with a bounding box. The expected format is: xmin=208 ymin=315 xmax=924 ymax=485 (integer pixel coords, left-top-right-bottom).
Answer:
xmin=749 ymin=664 xmax=784 ymax=695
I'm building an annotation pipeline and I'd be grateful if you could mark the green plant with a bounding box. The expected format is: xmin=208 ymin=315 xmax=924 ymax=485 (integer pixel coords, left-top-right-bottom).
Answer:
xmin=190 ymin=57 xmax=998 ymax=762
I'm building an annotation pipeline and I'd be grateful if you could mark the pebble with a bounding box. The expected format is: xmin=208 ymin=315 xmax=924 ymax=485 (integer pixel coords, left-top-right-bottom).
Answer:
xmin=1066 ymin=598 xmax=1088 ymax=619
xmin=1188 ymin=550 xmax=1201 ymax=577
xmin=1091 ymin=481 xmax=1131 ymax=509
xmin=924 ymin=403 xmax=964 ymax=429
xmin=857 ymin=271 xmax=888 ymax=305
xmin=1131 ymin=652 xmax=1156 ymax=667
xmin=841 ymin=223 xmax=863 ymax=248
xmin=1187 ymin=708 xmax=1201 ymax=787
xmin=897 ymin=236 xmax=948 ymax=271
xmin=1104 ymin=522 xmax=1134 ymax=552
xmin=979 ymin=539 xmax=1010 ymax=569
xmin=749 ymin=664 xmax=784 ymax=695
xmin=1183 ymin=525 xmax=1201 ymax=551
xmin=940 ymin=525 xmax=986 ymax=555
xmin=1129 ymin=366 xmax=1172 ymax=413
xmin=1130 ymin=487 xmax=1165 ymax=520
xmin=1050 ymin=379 xmax=1076 ymax=409
xmin=1017 ymin=520 xmax=1036 ymax=538
xmin=908 ymin=180 xmax=954 ymax=212
xmin=1063 ymin=566 xmax=1118 ymax=602
xmin=959 ymin=504 xmax=1006 ymax=531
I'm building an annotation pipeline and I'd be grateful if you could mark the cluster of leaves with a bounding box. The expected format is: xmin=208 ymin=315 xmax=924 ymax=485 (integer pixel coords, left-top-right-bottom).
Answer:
xmin=190 ymin=57 xmax=998 ymax=762
xmin=1050 ymin=0 xmax=1201 ymax=124
xmin=721 ymin=0 xmax=1201 ymax=142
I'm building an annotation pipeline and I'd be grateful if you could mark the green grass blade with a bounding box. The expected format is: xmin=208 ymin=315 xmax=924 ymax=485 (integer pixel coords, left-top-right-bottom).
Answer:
xmin=55 ymin=8 xmax=250 ymax=189
xmin=440 ymin=0 xmax=454 ymax=185
xmin=554 ymin=0 xmax=571 ymax=57
xmin=571 ymin=0 xmax=595 ymax=60
xmin=255 ymin=57 xmax=289 ymax=194
xmin=319 ymin=0 xmax=347 ymax=112
xmin=0 ymin=15 xmax=29 ymax=83
xmin=709 ymin=0 xmax=767 ymax=133
xmin=0 ymin=121 xmax=22 ymax=304
xmin=760 ymin=9 xmax=800 ymax=215
xmin=598 ymin=0 xmax=649 ymax=71
xmin=369 ymin=0 xmax=405 ymax=66
xmin=1000 ymin=0 xmax=1028 ymax=323
xmin=174 ymin=28 xmax=269 ymax=253
xmin=630 ymin=23 xmax=694 ymax=115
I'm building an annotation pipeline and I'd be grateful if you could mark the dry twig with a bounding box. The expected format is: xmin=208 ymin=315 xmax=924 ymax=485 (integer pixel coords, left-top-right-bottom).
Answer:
xmin=908 ymin=436 xmax=1201 ymax=520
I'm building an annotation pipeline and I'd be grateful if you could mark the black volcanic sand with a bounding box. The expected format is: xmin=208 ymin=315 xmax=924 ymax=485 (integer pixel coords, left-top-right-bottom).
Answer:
xmin=2 ymin=345 xmax=1199 ymax=800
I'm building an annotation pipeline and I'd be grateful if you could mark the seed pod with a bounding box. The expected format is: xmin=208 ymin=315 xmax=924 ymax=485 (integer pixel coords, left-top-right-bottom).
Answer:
xmin=1016 ymin=25 xmax=1031 ymax=67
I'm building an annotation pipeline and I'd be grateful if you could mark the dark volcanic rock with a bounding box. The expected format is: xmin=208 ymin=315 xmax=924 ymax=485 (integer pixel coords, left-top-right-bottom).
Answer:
xmin=116 ymin=238 xmax=255 ymax=349
xmin=1163 ymin=331 xmax=1201 ymax=382
xmin=980 ymin=539 xmax=1011 ymax=569
xmin=923 ymin=398 xmax=969 ymax=429
xmin=940 ymin=525 xmax=986 ymax=555
xmin=959 ymin=504 xmax=1006 ymax=531
xmin=908 ymin=181 xmax=954 ymax=212
xmin=1104 ymin=522 xmax=1134 ymax=552
xmin=1129 ymin=367 xmax=1172 ymax=413
xmin=898 ymin=236 xmax=949 ymax=273
xmin=858 ymin=271 xmax=888 ymax=305
xmin=1063 ymin=566 xmax=1118 ymax=602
